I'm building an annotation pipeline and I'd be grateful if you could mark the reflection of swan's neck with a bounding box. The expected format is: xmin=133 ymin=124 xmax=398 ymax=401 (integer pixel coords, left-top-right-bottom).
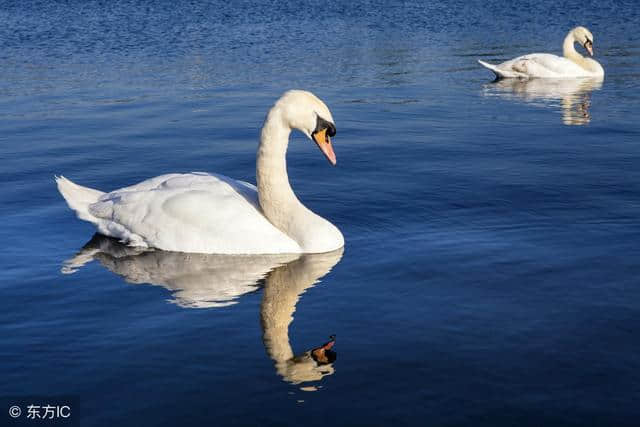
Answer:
xmin=260 ymin=250 xmax=343 ymax=384
xmin=260 ymin=264 xmax=299 ymax=364
xmin=562 ymin=93 xmax=591 ymax=125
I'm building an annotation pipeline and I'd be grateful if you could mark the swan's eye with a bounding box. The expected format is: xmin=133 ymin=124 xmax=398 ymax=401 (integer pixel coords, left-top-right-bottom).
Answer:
xmin=315 ymin=116 xmax=337 ymax=138
xmin=327 ymin=123 xmax=336 ymax=137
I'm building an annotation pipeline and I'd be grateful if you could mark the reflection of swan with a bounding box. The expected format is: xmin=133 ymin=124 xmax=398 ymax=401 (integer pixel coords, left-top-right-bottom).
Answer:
xmin=56 ymin=90 xmax=344 ymax=254
xmin=64 ymin=235 xmax=343 ymax=385
xmin=64 ymin=234 xmax=298 ymax=307
xmin=483 ymin=78 xmax=602 ymax=125
xmin=479 ymin=27 xmax=604 ymax=79
xmin=261 ymin=249 xmax=343 ymax=385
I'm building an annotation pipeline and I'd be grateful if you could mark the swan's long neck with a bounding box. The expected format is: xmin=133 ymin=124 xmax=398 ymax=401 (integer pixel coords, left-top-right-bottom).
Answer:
xmin=562 ymin=31 xmax=604 ymax=76
xmin=256 ymin=104 xmax=344 ymax=253
xmin=256 ymin=106 xmax=311 ymax=244
xmin=563 ymin=32 xmax=582 ymax=63
xmin=562 ymin=31 xmax=591 ymax=69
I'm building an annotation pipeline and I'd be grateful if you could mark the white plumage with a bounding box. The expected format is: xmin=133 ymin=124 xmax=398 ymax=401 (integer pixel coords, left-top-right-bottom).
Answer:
xmin=57 ymin=173 xmax=300 ymax=253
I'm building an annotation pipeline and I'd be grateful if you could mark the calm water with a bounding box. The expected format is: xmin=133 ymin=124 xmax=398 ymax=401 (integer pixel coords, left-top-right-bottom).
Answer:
xmin=2 ymin=0 xmax=640 ymax=426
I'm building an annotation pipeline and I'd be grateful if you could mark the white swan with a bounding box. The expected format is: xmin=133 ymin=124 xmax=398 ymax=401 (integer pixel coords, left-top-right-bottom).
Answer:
xmin=478 ymin=26 xmax=604 ymax=79
xmin=56 ymin=90 xmax=344 ymax=254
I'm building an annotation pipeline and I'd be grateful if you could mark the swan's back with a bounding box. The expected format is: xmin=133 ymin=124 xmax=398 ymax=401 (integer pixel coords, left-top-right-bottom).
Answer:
xmin=481 ymin=54 xmax=596 ymax=79
xmin=507 ymin=54 xmax=593 ymax=77
xmin=84 ymin=173 xmax=301 ymax=254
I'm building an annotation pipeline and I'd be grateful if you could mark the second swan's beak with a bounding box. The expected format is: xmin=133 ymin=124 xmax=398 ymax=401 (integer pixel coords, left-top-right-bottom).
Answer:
xmin=312 ymin=128 xmax=337 ymax=166
xmin=584 ymin=40 xmax=594 ymax=56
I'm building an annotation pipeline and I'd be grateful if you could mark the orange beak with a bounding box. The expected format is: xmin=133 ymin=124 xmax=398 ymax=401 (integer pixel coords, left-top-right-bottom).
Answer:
xmin=312 ymin=128 xmax=337 ymax=166
xmin=585 ymin=42 xmax=593 ymax=56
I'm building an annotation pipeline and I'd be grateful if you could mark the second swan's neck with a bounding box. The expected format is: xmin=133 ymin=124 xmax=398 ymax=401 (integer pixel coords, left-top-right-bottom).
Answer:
xmin=562 ymin=32 xmax=604 ymax=77
xmin=562 ymin=31 xmax=593 ymax=71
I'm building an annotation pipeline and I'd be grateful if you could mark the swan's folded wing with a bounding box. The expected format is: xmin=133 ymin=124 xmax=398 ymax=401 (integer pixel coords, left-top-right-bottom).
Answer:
xmin=512 ymin=54 xmax=587 ymax=78
xmin=88 ymin=173 xmax=301 ymax=254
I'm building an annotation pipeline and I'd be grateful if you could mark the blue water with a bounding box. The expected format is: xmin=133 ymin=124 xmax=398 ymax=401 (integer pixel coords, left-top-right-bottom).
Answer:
xmin=2 ymin=0 xmax=640 ymax=425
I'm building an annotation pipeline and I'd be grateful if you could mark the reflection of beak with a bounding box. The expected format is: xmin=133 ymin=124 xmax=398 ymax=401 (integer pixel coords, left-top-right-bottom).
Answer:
xmin=584 ymin=42 xmax=593 ymax=56
xmin=311 ymin=334 xmax=337 ymax=364
xmin=312 ymin=128 xmax=337 ymax=166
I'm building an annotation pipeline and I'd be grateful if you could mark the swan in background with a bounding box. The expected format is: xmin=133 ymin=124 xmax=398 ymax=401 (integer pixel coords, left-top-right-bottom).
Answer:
xmin=478 ymin=27 xmax=604 ymax=79
xmin=482 ymin=77 xmax=602 ymax=125
xmin=63 ymin=235 xmax=343 ymax=385
xmin=56 ymin=90 xmax=344 ymax=254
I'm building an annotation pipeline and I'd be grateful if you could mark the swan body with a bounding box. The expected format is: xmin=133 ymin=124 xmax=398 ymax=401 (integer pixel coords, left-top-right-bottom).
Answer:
xmin=57 ymin=90 xmax=344 ymax=254
xmin=479 ymin=27 xmax=604 ymax=79
xmin=57 ymin=173 xmax=302 ymax=254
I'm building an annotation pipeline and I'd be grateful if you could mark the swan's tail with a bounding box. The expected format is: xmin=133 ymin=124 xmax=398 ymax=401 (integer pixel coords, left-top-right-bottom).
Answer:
xmin=478 ymin=59 xmax=522 ymax=79
xmin=55 ymin=175 xmax=105 ymax=223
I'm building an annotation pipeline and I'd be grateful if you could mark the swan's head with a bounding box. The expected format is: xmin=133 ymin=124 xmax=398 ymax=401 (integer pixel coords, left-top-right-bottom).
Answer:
xmin=275 ymin=90 xmax=338 ymax=166
xmin=572 ymin=26 xmax=595 ymax=56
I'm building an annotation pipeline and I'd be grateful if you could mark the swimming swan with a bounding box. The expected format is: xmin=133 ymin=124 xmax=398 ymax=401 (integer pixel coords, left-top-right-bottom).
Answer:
xmin=56 ymin=90 xmax=344 ymax=254
xmin=478 ymin=26 xmax=604 ymax=79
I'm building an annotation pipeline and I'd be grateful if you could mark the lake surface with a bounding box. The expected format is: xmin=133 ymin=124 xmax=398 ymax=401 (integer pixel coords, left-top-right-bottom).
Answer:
xmin=1 ymin=0 xmax=640 ymax=425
